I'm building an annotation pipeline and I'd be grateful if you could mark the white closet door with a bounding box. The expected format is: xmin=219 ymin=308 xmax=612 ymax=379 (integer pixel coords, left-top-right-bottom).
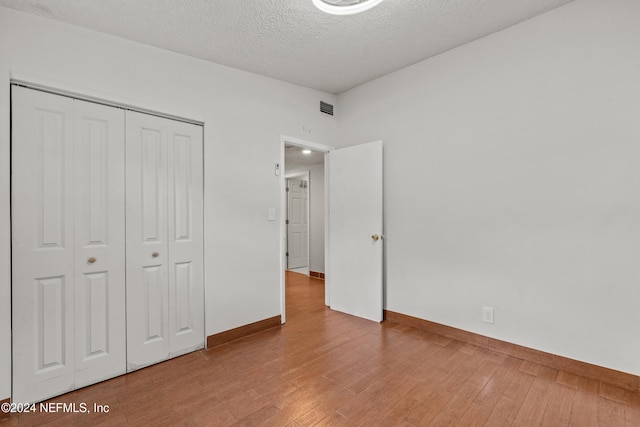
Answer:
xmin=73 ymin=100 xmax=126 ymax=387
xmin=12 ymin=87 xmax=202 ymax=400
xmin=126 ymin=111 xmax=170 ymax=371
xmin=167 ymin=120 xmax=204 ymax=357
xmin=126 ymin=111 xmax=204 ymax=369
xmin=12 ymin=87 xmax=76 ymax=403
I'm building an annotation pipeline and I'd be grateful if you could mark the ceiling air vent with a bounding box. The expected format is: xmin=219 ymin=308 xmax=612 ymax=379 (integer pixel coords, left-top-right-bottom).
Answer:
xmin=320 ymin=101 xmax=334 ymax=116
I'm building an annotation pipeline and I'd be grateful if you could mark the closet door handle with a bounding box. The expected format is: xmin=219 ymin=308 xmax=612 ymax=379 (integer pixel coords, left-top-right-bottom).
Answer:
xmin=88 ymin=257 xmax=97 ymax=264
xmin=152 ymin=252 xmax=159 ymax=258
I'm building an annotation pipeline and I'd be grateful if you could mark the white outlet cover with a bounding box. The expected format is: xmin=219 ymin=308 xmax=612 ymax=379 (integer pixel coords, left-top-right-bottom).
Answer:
xmin=482 ymin=306 xmax=495 ymax=324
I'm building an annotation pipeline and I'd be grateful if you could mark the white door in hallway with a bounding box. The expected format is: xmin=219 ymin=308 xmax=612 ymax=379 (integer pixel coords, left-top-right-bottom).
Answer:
xmin=125 ymin=111 xmax=204 ymax=371
xmin=287 ymin=178 xmax=309 ymax=269
xmin=328 ymin=141 xmax=383 ymax=322
xmin=11 ymin=87 xmax=126 ymax=403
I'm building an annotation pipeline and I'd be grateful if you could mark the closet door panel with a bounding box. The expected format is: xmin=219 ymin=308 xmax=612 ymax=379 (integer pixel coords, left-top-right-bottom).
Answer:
xmin=11 ymin=87 xmax=76 ymax=403
xmin=126 ymin=111 xmax=169 ymax=371
xmin=168 ymin=123 xmax=204 ymax=356
xmin=73 ymin=100 xmax=126 ymax=387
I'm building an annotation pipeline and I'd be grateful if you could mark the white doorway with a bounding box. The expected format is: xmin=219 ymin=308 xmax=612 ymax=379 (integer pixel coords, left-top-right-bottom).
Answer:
xmin=281 ymin=137 xmax=331 ymax=323
xmin=280 ymin=136 xmax=384 ymax=324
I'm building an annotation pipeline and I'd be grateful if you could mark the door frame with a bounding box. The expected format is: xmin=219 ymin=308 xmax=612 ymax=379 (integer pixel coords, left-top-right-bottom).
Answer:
xmin=285 ymin=171 xmax=310 ymax=272
xmin=280 ymin=136 xmax=333 ymax=323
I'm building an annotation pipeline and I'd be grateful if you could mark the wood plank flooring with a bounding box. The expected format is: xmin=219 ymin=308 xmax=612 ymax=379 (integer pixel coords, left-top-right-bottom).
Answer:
xmin=2 ymin=271 xmax=639 ymax=426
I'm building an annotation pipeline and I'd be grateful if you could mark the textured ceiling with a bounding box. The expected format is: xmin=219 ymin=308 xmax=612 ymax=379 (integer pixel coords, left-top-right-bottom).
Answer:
xmin=0 ymin=0 xmax=574 ymax=94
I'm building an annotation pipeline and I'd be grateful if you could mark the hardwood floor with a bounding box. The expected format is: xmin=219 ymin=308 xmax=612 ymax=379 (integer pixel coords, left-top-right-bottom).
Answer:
xmin=2 ymin=271 xmax=639 ymax=426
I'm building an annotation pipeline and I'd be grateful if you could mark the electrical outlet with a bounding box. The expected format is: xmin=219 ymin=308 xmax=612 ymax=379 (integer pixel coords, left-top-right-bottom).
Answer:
xmin=482 ymin=306 xmax=495 ymax=324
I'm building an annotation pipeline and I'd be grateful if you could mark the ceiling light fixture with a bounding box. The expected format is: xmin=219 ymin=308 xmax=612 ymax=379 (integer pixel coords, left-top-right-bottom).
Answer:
xmin=302 ymin=149 xmax=312 ymax=155
xmin=312 ymin=0 xmax=384 ymax=15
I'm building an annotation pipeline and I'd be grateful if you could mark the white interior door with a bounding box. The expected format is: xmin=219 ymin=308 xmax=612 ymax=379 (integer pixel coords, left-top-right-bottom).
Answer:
xmin=12 ymin=87 xmax=76 ymax=403
xmin=328 ymin=141 xmax=383 ymax=322
xmin=287 ymin=178 xmax=309 ymax=269
xmin=126 ymin=111 xmax=204 ymax=370
xmin=73 ymin=99 xmax=126 ymax=388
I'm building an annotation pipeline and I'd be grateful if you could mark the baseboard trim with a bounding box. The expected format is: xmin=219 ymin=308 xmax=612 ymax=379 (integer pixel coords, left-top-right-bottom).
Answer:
xmin=310 ymin=271 xmax=325 ymax=279
xmin=384 ymin=310 xmax=639 ymax=392
xmin=207 ymin=315 xmax=282 ymax=348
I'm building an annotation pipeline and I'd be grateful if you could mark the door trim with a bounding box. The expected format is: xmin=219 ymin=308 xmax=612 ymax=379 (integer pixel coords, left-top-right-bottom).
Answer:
xmin=10 ymin=76 xmax=203 ymax=126
xmin=280 ymin=136 xmax=333 ymax=323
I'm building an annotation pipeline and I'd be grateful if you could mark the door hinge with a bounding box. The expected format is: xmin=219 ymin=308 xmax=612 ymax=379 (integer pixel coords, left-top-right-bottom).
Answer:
xmin=286 ymin=252 xmax=289 ymax=257
xmin=286 ymin=219 xmax=289 ymax=224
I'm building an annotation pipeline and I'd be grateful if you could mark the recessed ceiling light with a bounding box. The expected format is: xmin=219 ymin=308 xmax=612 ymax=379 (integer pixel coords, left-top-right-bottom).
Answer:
xmin=312 ymin=0 xmax=384 ymax=15
xmin=302 ymin=149 xmax=312 ymax=155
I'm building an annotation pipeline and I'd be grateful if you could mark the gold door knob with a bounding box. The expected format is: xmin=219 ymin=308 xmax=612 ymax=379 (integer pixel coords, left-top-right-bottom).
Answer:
xmin=152 ymin=252 xmax=159 ymax=258
xmin=371 ymin=234 xmax=380 ymax=241
xmin=88 ymin=257 xmax=96 ymax=264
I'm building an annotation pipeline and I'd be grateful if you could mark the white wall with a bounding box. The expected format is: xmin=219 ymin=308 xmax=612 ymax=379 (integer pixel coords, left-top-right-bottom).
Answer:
xmin=0 ymin=7 xmax=336 ymax=400
xmin=338 ymin=0 xmax=640 ymax=375
xmin=286 ymin=163 xmax=325 ymax=273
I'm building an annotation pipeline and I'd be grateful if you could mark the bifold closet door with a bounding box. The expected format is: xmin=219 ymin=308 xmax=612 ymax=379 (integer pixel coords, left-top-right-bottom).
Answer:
xmin=73 ymin=99 xmax=126 ymax=388
xmin=125 ymin=111 xmax=204 ymax=371
xmin=11 ymin=87 xmax=126 ymax=403
xmin=12 ymin=87 xmax=75 ymax=403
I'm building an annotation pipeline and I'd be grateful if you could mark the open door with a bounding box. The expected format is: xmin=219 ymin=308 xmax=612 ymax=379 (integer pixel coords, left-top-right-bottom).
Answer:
xmin=328 ymin=141 xmax=383 ymax=322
